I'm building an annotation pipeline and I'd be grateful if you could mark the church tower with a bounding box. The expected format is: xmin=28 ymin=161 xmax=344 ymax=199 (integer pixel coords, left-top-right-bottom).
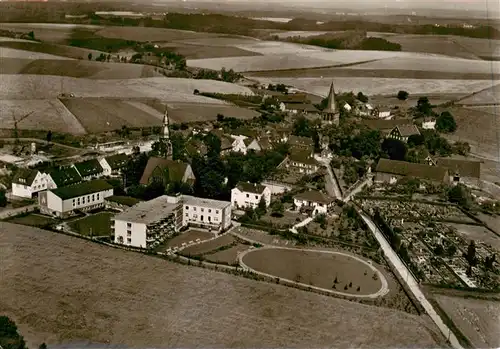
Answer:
xmin=161 ymin=106 xmax=173 ymax=160
xmin=322 ymin=81 xmax=340 ymax=126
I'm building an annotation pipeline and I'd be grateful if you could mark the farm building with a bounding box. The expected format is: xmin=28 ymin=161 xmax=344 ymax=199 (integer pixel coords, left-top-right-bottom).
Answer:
xmin=231 ymin=182 xmax=271 ymax=209
xmin=387 ymin=124 xmax=421 ymax=143
xmin=39 ymin=179 xmax=114 ymax=218
xmin=374 ymin=159 xmax=450 ymax=185
xmin=139 ymin=157 xmax=195 ymax=187
xmin=113 ymin=195 xmax=183 ymax=249
xmin=284 ymin=103 xmax=320 ymax=116
xmin=99 ymin=153 xmax=129 ymax=177
xmin=434 ymin=157 xmax=481 ymax=187
xmin=73 ymin=159 xmax=105 ymax=180
xmin=11 ymin=169 xmax=51 ymax=198
xmin=293 ymin=190 xmax=335 ymax=216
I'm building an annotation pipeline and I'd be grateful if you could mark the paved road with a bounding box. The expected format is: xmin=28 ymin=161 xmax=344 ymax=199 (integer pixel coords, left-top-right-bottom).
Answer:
xmin=344 ymin=178 xmax=370 ymax=202
xmin=0 ymin=204 xmax=37 ymax=220
xmin=290 ymin=216 xmax=313 ymax=234
xmin=359 ymin=211 xmax=463 ymax=349
xmin=315 ymin=155 xmax=342 ymax=200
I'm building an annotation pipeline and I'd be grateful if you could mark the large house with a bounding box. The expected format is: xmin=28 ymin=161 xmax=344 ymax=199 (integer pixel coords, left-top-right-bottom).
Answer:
xmin=362 ymin=118 xmax=414 ymax=136
xmin=293 ymin=190 xmax=335 ymax=216
xmin=387 ymin=124 xmax=421 ymax=143
xmin=11 ymin=169 xmax=52 ymax=198
xmin=288 ymin=135 xmax=314 ymax=154
xmin=284 ymin=150 xmax=320 ymax=175
xmin=434 ymin=157 xmax=481 ymax=187
xmin=231 ymin=182 xmax=271 ymax=209
xmin=284 ymin=103 xmax=320 ymax=116
xmin=47 ymin=167 xmax=82 ymax=188
xmin=99 ymin=153 xmax=129 ymax=177
xmin=139 ymin=157 xmax=195 ymax=187
xmin=39 ymin=179 xmax=114 ymax=218
xmin=113 ymin=194 xmax=232 ymax=248
xmin=73 ymin=159 xmax=104 ymax=180
xmin=374 ymin=158 xmax=450 ymax=185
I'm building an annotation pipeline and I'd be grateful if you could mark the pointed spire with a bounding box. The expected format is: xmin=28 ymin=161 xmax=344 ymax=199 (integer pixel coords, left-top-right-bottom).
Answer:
xmin=161 ymin=106 xmax=173 ymax=160
xmin=324 ymin=80 xmax=336 ymax=113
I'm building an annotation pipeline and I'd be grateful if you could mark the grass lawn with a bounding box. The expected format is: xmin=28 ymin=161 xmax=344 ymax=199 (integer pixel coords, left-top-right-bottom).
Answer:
xmin=165 ymin=229 xmax=214 ymax=249
xmin=6 ymin=214 xmax=54 ymax=227
xmin=68 ymin=212 xmax=114 ymax=236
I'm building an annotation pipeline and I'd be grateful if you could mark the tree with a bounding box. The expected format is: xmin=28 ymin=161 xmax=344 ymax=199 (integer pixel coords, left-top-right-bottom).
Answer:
xmin=447 ymin=184 xmax=471 ymax=208
xmin=407 ymin=134 xmax=425 ymax=147
xmin=382 ymin=138 xmax=408 ymax=161
xmin=0 ymin=316 xmax=28 ymax=349
xmin=46 ymin=130 xmax=52 ymax=144
xmin=292 ymin=116 xmax=313 ymax=138
xmin=357 ymin=91 xmax=369 ymax=103
xmin=88 ymin=52 xmax=92 ymax=60
xmin=397 ymin=90 xmax=409 ymax=100
xmin=39 ymin=343 xmax=48 ymax=349
xmin=446 ymin=244 xmax=457 ymax=257
xmin=453 ymin=141 xmax=470 ymax=156
xmin=151 ymin=139 xmax=172 ymax=159
xmin=436 ymin=111 xmax=457 ymax=133
xmin=0 ymin=189 xmax=7 ymax=207
xmin=193 ymin=89 xmax=200 ymax=95
xmin=27 ymin=31 xmax=35 ymax=40
xmin=416 ymin=96 xmax=433 ymax=116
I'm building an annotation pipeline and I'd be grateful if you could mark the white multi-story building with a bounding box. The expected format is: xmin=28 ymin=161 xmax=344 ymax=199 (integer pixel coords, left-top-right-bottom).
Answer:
xmin=231 ymin=182 xmax=271 ymax=209
xmin=39 ymin=179 xmax=114 ymax=218
xmin=293 ymin=190 xmax=335 ymax=216
xmin=113 ymin=194 xmax=232 ymax=248
xmin=11 ymin=169 xmax=53 ymax=198
xmin=113 ymin=195 xmax=183 ymax=249
xmin=99 ymin=153 xmax=129 ymax=177
xmin=182 ymin=195 xmax=231 ymax=232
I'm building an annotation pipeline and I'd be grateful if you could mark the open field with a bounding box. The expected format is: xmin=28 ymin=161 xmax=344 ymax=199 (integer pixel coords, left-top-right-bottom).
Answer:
xmin=434 ymin=294 xmax=500 ymax=349
xmin=447 ymin=223 xmax=500 ymax=250
xmin=0 ymin=41 xmax=107 ymax=60
xmin=204 ymin=243 xmax=251 ymax=264
xmin=95 ymin=26 xmax=220 ymax=42
xmin=0 ymin=223 xmax=441 ymax=348
xmin=249 ymin=76 xmax=497 ymax=97
xmin=165 ymin=229 xmax=214 ymax=248
xmin=167 ymin=43 xmax=260 ymax=59
xmin=0 ymin=46 xmax=73 ymax=60
xmin=457 ymin=83 xmax=500 ymax=105
xmin=60 ymin=98 xmax=163 ymax=133
xmin=242 ymin=247 xmax=384 ymax=296
xmin=0 ymin=23 xmax=102 ymax=43
xmin=181 ymin=234 xmax=236 ymax=256
xmin=0 ymin=75 xmax=253 ymax=101
xmin=4 ymin=213 xmax=54 ymax=227
xmin=0 ymin=99 xmax=86 ymax=134
xmin=439 ymin=106 xmax=499 ymax=161
xmin=165 ymin=102 xmax=260 ymax=122
xmin=68 ymin=212 xmax=114 ymax=236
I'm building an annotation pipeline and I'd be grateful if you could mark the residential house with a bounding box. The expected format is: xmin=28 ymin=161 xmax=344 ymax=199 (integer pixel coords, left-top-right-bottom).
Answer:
xmin=244 ymin=138 xmax=262 ymax=153
xmin=422 ymin=118 xmax=437 ymax=130
xmin=284 ymin=103 xmax=320 ymax=116
xmin=374 ymin=158 xmax=450 ymax=185
xmin=435 ymin=157 xmax=481 ymax=187
xmin=285 ymin=150 xmax=320 ymax=175
xmin=47 ymin=167 xmax=82 ymax=189
xmin=99 ymin=153 xmax=129 ymax=177
xmin=231 ymin=182 xmax=271 ymax=209
xmin=73 ymin=159 xmax=104 ymax=180
xmin=375 ymin=109 xmax=391 ymax=119
xmin=362 ymin=119 xmax=414 ymax=136
xmin=257 ymin=137 xmax=272 ymax=151
xmin=229 ymin=134 xmax=248 ymax=154
xmin=11 ymin=169 xmax=51 ymax=198
xmin=39 ymin=179 xmax=114 ymax=218
xmin=139 ymin=157 xmax=195 ymax=187
xmin=288 ymin=135 xmax=314 ymax=154
xmin=277 ymin=93 xmax=309 ymax=104
xmin=293 ymin=190 xmax=334 ymax=216
xmin=387 ymin=124 xmax=421 ymax=142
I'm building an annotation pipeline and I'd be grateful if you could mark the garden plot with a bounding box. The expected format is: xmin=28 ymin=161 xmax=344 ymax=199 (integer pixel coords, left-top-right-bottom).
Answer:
xmin=447 ymin=224 xmax=500 ymax=250
xmin=0 ymin=223 xmax=440 ymax=349
xmin=60 ymin=98 xmax=164 ymax=133
xmin=0 ymin=47 xmax=73 ymax=60
xmin=204 ymin=244 xmax=251 ymax=265
xmin=187 ymin=54 xmax=337 ymax=72
xmin=346 ymin=56 xmax=500 ymax=75
xmin=0 ymin=99 xmax=85 ymax=134
xmin=0 ymin=75 xmax=252 ymax=101
xmin=241 ymin=247 xmax=384 ymax=296
xmin=95 ymin=26 xmax=220 ymax=42
xmin=435 ymin=295 xmax=500 ymax=349
xmin=249 ymin=77 xmax=496 ymax=96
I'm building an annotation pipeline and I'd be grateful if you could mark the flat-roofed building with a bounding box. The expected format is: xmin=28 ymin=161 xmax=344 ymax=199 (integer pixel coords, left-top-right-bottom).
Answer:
xmin=182 ymin=195 xmax=231 ymax=232
xmin=113 ymin=195 xmax=183 ymax=249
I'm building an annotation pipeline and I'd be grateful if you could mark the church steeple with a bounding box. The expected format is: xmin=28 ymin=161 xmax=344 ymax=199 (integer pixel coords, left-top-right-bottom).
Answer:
xmin=161 ymin=106 xmax=173 ymax=160
xmin=322 ymin=80 xmax=339 ymax=125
